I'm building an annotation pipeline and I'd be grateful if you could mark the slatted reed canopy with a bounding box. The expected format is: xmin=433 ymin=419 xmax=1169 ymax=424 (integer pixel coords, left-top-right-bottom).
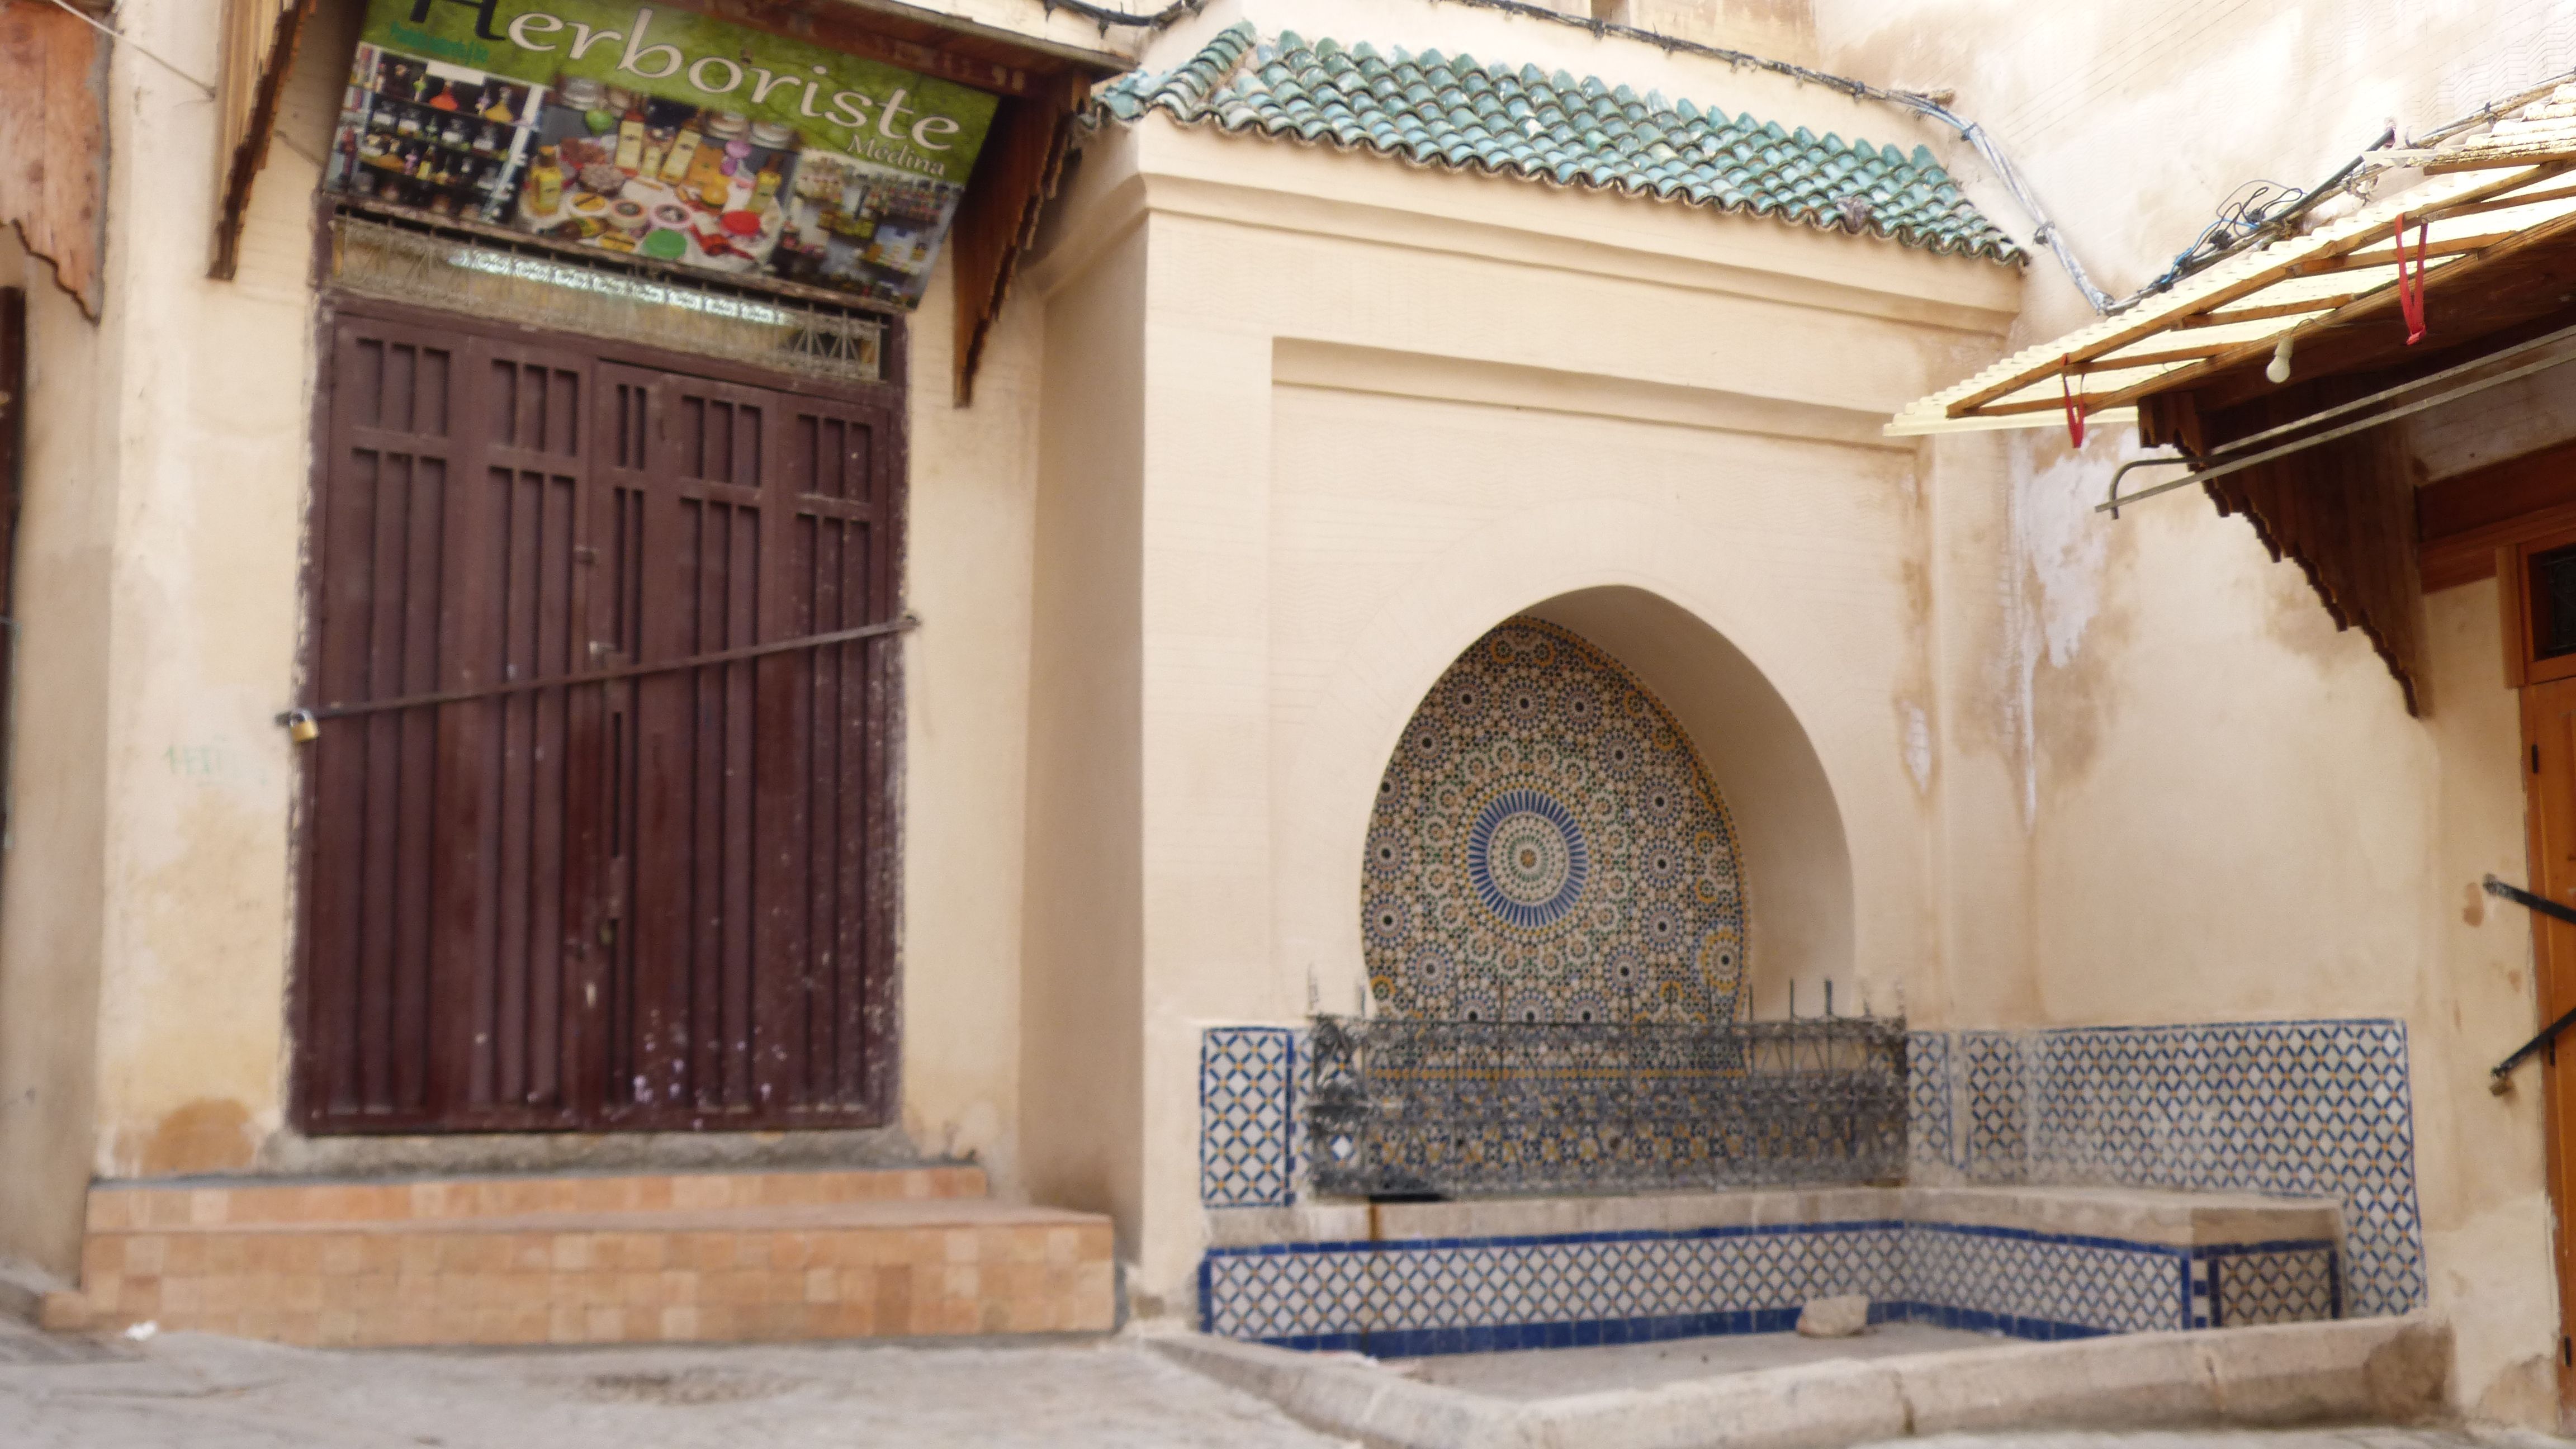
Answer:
xmin=1890 ymin=88 xmax=2576 ymax=438
xmin=1890 ymin=84 xmax=2576 ymax=717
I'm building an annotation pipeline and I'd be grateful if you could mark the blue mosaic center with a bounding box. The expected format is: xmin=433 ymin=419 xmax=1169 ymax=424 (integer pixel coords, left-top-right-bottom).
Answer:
xmin=1363 ymin=617 xmax=1747 ymax=1025
xmin=1468 ymin=788 xmax=1589 ymax=929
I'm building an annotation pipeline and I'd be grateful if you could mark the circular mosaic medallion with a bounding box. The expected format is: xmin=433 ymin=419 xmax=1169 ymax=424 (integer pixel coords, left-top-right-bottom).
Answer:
xmin=1362 ymin=617 xmax=1748 ymax=1024
xmin=1468 ymin=788 xmax=1589 ymax=929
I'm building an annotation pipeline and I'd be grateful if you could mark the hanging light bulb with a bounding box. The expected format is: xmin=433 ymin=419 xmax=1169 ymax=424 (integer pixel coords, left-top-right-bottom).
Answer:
xmin=2266 ymin=335 xmax=2296 ymax=385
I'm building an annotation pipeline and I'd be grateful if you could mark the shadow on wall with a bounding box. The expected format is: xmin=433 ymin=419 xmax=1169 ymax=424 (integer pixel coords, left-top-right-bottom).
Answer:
xmin=1522 ymin=586 xmax=1855 ymax=1019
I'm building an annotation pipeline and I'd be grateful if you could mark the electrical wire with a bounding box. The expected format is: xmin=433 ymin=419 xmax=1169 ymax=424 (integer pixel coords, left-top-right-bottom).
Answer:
xmin=1039 ymin=0 xmax=1209 ymax=29
xmin=41 ymin=0 xmax=215 ymax=97
xmin=40 ymin=0 xmax=329 ymax=171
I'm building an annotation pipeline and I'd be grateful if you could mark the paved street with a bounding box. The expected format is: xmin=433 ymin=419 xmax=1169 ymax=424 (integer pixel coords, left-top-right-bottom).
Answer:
xmin=0 ymin=1323 xmax=1345 ymax=1448
xmin=4 ymin=1318 xmax=2573 ymax=1449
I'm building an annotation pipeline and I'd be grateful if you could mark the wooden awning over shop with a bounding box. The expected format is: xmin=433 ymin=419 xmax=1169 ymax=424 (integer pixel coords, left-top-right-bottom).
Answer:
xmin=213 ymin=0 xmax=321 ymax=282
xmin=1889 ymin=85 xmax=2576 ymax=717
xmin=209 ymin=0 xmax=1128 ymax=400
xmin=1 ymin=0 xmax=110 ymax=317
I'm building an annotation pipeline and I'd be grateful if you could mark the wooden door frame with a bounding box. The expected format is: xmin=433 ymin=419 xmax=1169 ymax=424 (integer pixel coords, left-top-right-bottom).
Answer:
xmin=288 ymin=287 xmax=910 ymax=1135
xmin=2500 ymin=528 xmax=2576 ymax=1415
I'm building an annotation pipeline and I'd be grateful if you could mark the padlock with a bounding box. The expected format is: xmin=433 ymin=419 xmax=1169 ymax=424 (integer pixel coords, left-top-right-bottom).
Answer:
xmin=285 ymin=709 xmax=320 ymax=744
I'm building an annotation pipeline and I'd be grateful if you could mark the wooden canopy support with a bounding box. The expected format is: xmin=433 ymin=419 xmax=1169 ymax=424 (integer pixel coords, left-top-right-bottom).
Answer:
xmin=2143 ymin=385 xmax=2430 ymax=716
xmin=0 ymin=0 xmax=108 ymax=317
xmin=947 ymin=73 xmax=1090 ymax=405
xmin=212 ymin=0 xmax=319 ymax=282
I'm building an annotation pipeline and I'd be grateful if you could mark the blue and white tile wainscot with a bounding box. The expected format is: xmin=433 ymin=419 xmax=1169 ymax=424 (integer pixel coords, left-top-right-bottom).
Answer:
xmin=1200 ymin=1026 xmax=1300 ymax=1209
xmin=1913 ymin=1018 xmax=2422 ymax=1318
xmin=1200 ymin=1186 xmax=2342 ymax=1357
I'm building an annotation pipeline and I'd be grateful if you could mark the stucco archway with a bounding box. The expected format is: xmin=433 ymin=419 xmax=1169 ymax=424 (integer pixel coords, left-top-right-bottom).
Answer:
xmin=1522 ymin=587 xmax=1853 ymax=1020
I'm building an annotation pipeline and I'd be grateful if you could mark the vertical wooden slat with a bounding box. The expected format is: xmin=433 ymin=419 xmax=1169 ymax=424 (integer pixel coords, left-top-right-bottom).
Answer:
xmin=0 ymin=290 xmax=21 ymax=925
xmin=210 ymin=0 xmax=315 ymax=281
xmin=948 ymin=75 xmax=1090 ymax=405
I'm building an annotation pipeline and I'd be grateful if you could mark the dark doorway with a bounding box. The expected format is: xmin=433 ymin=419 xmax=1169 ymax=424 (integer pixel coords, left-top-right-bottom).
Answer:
xmin=294 ymin=298 xmax=903 ymax=1134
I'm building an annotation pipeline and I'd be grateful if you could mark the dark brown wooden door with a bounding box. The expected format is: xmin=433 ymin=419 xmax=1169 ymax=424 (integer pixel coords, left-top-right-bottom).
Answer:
xmin=297 ymin=304 xmax=900 ymax=1134
xmin=2522 ymin=674 xmax=2576 ymax=1412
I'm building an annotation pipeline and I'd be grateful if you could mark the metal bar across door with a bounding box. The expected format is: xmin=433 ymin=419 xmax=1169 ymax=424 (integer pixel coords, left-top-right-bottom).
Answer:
xmin=282 ymin=613 xmax=921 ymax=726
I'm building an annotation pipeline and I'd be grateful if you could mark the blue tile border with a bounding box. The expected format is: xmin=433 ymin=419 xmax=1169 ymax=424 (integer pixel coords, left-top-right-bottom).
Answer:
xmin=1199 ymin=1215 xmax=2339 ymax=1355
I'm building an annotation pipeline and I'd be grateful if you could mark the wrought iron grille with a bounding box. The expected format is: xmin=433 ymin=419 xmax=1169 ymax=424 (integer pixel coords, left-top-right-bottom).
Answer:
xmin=329 ymin=206 xmax=884 ymax=386
xmin=1304 ymin=1015 xmax=1907 ymax=1199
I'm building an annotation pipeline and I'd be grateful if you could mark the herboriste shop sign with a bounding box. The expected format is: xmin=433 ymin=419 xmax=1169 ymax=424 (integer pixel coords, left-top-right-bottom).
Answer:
xmin=328 ymin=0 xmax=1001 ymax=308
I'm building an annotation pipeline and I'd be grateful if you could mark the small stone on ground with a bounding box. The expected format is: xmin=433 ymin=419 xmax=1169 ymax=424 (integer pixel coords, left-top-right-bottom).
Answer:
xmin=1799 ymin=1294 xmax=1872 ymax=1337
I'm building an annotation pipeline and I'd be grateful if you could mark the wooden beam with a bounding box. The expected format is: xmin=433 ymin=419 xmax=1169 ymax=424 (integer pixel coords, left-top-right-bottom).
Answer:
xmin=2425 ymin=181 xmax=2576 ymax=221
xmin=2298 ymin=231 xmax=2516 ymax=275
xmin=211 ymin=0 xmax=316 ymax=283
xmin=2174 ymin=294 xmax=2364 ymax=328
xmin=2429 ymin=146 xmax=2576 ymax=173
xmin=2066 ymin=340 xmax=2240 ymax=372
xmin=948 ymin=73 xmax=1088 ymax=406
xmin=2419 ymin=438 xmax=2576 ymax=590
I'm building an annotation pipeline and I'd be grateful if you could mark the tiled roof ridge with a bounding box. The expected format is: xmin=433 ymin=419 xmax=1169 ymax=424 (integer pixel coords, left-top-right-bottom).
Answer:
xmin=1092 ymin=22 xmax=2021 ymax=266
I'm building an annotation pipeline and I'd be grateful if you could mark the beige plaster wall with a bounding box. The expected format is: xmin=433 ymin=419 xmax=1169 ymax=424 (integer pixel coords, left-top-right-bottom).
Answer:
xmin=0 ymin=0 xmax=1060 ymax=1239
xmin=1026 ymin=69 xmax=2021 ymax=1303
xmin=1808 ymin=0 xmax=2576 ymax=1418
xmin=1019 ymin=167 xmax=1151 ymax=1238
xmin=0 ymin=226 xmax=118 ymax=1273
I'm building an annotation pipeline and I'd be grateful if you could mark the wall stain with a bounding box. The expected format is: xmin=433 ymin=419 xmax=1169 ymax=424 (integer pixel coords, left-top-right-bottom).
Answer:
xmin=2464 ymin=880 xmax=2487 ymax=927
xmin=138 ymin=1098 xmax=254 ymax=1176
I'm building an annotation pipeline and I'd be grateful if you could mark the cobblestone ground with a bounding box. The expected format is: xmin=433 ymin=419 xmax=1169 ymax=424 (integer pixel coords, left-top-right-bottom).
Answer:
xmin=4 ymin=1319 xmax=2572 ymax=1449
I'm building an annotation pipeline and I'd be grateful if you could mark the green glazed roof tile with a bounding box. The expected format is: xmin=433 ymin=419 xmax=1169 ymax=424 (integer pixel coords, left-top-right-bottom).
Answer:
xmin=1093 ymin=24 xmax=2020 ymax=264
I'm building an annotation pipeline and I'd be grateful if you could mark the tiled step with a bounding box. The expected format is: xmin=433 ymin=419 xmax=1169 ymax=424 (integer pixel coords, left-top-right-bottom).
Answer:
xmin=86 ymin=1164 xmax=989 ymax=1231
xmin=45 ymin=1167 xmax=1115 ymax=1348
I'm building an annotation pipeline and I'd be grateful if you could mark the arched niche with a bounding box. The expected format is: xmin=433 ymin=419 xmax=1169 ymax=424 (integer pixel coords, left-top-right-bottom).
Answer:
xmin=1512 ymin=586 xmax=1854 ymax=1017
xmin=1363 ymin=615 xmax=1749 ymax=1024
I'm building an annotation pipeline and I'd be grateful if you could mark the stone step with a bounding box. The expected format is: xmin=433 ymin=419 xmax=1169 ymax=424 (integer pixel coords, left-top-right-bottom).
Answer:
xmin=85 ymin=1164 xmax=989 ymax=1232
xmin=45 ymin=1168 xmax=1115 ymax=1349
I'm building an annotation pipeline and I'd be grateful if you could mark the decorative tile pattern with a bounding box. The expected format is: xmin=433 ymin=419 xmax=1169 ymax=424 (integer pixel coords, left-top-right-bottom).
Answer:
xmin=1092 ymin=27 xmax=2025 ymax=263
xmin=1960 ymin=1030 xmax=2029 ymax=1180
xmin=2206 ymin=1242 xmax=2341 ymax=1328
xmin=1937 ymin=1019 xmax=2423 ymax=1319
xmin=1363 ymin=618 xmax=1747 ymax=1025
xmin=1896 ymin=1224 xmax=2186 ymax=1337
xmin=1907 ymin=1030 xmax=1957 ymax=1171
xmin=1200 ymin=1027 xmax=1299 ymax=1208
xmin=1201 ymin=1219 xmax=2324 ymax=1355
xmin=1203 ymin=1222 xmax=1903 ymax=1355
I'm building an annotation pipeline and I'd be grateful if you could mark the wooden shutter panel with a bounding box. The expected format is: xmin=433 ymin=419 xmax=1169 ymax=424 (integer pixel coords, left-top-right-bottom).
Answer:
xmin=299 ymin=302 xmax=900 ymax=1134
xmin=599 ymin=368 xmax=896 ymax=1125
xmin=301 ymin=315 xmax=599 ymax=1132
